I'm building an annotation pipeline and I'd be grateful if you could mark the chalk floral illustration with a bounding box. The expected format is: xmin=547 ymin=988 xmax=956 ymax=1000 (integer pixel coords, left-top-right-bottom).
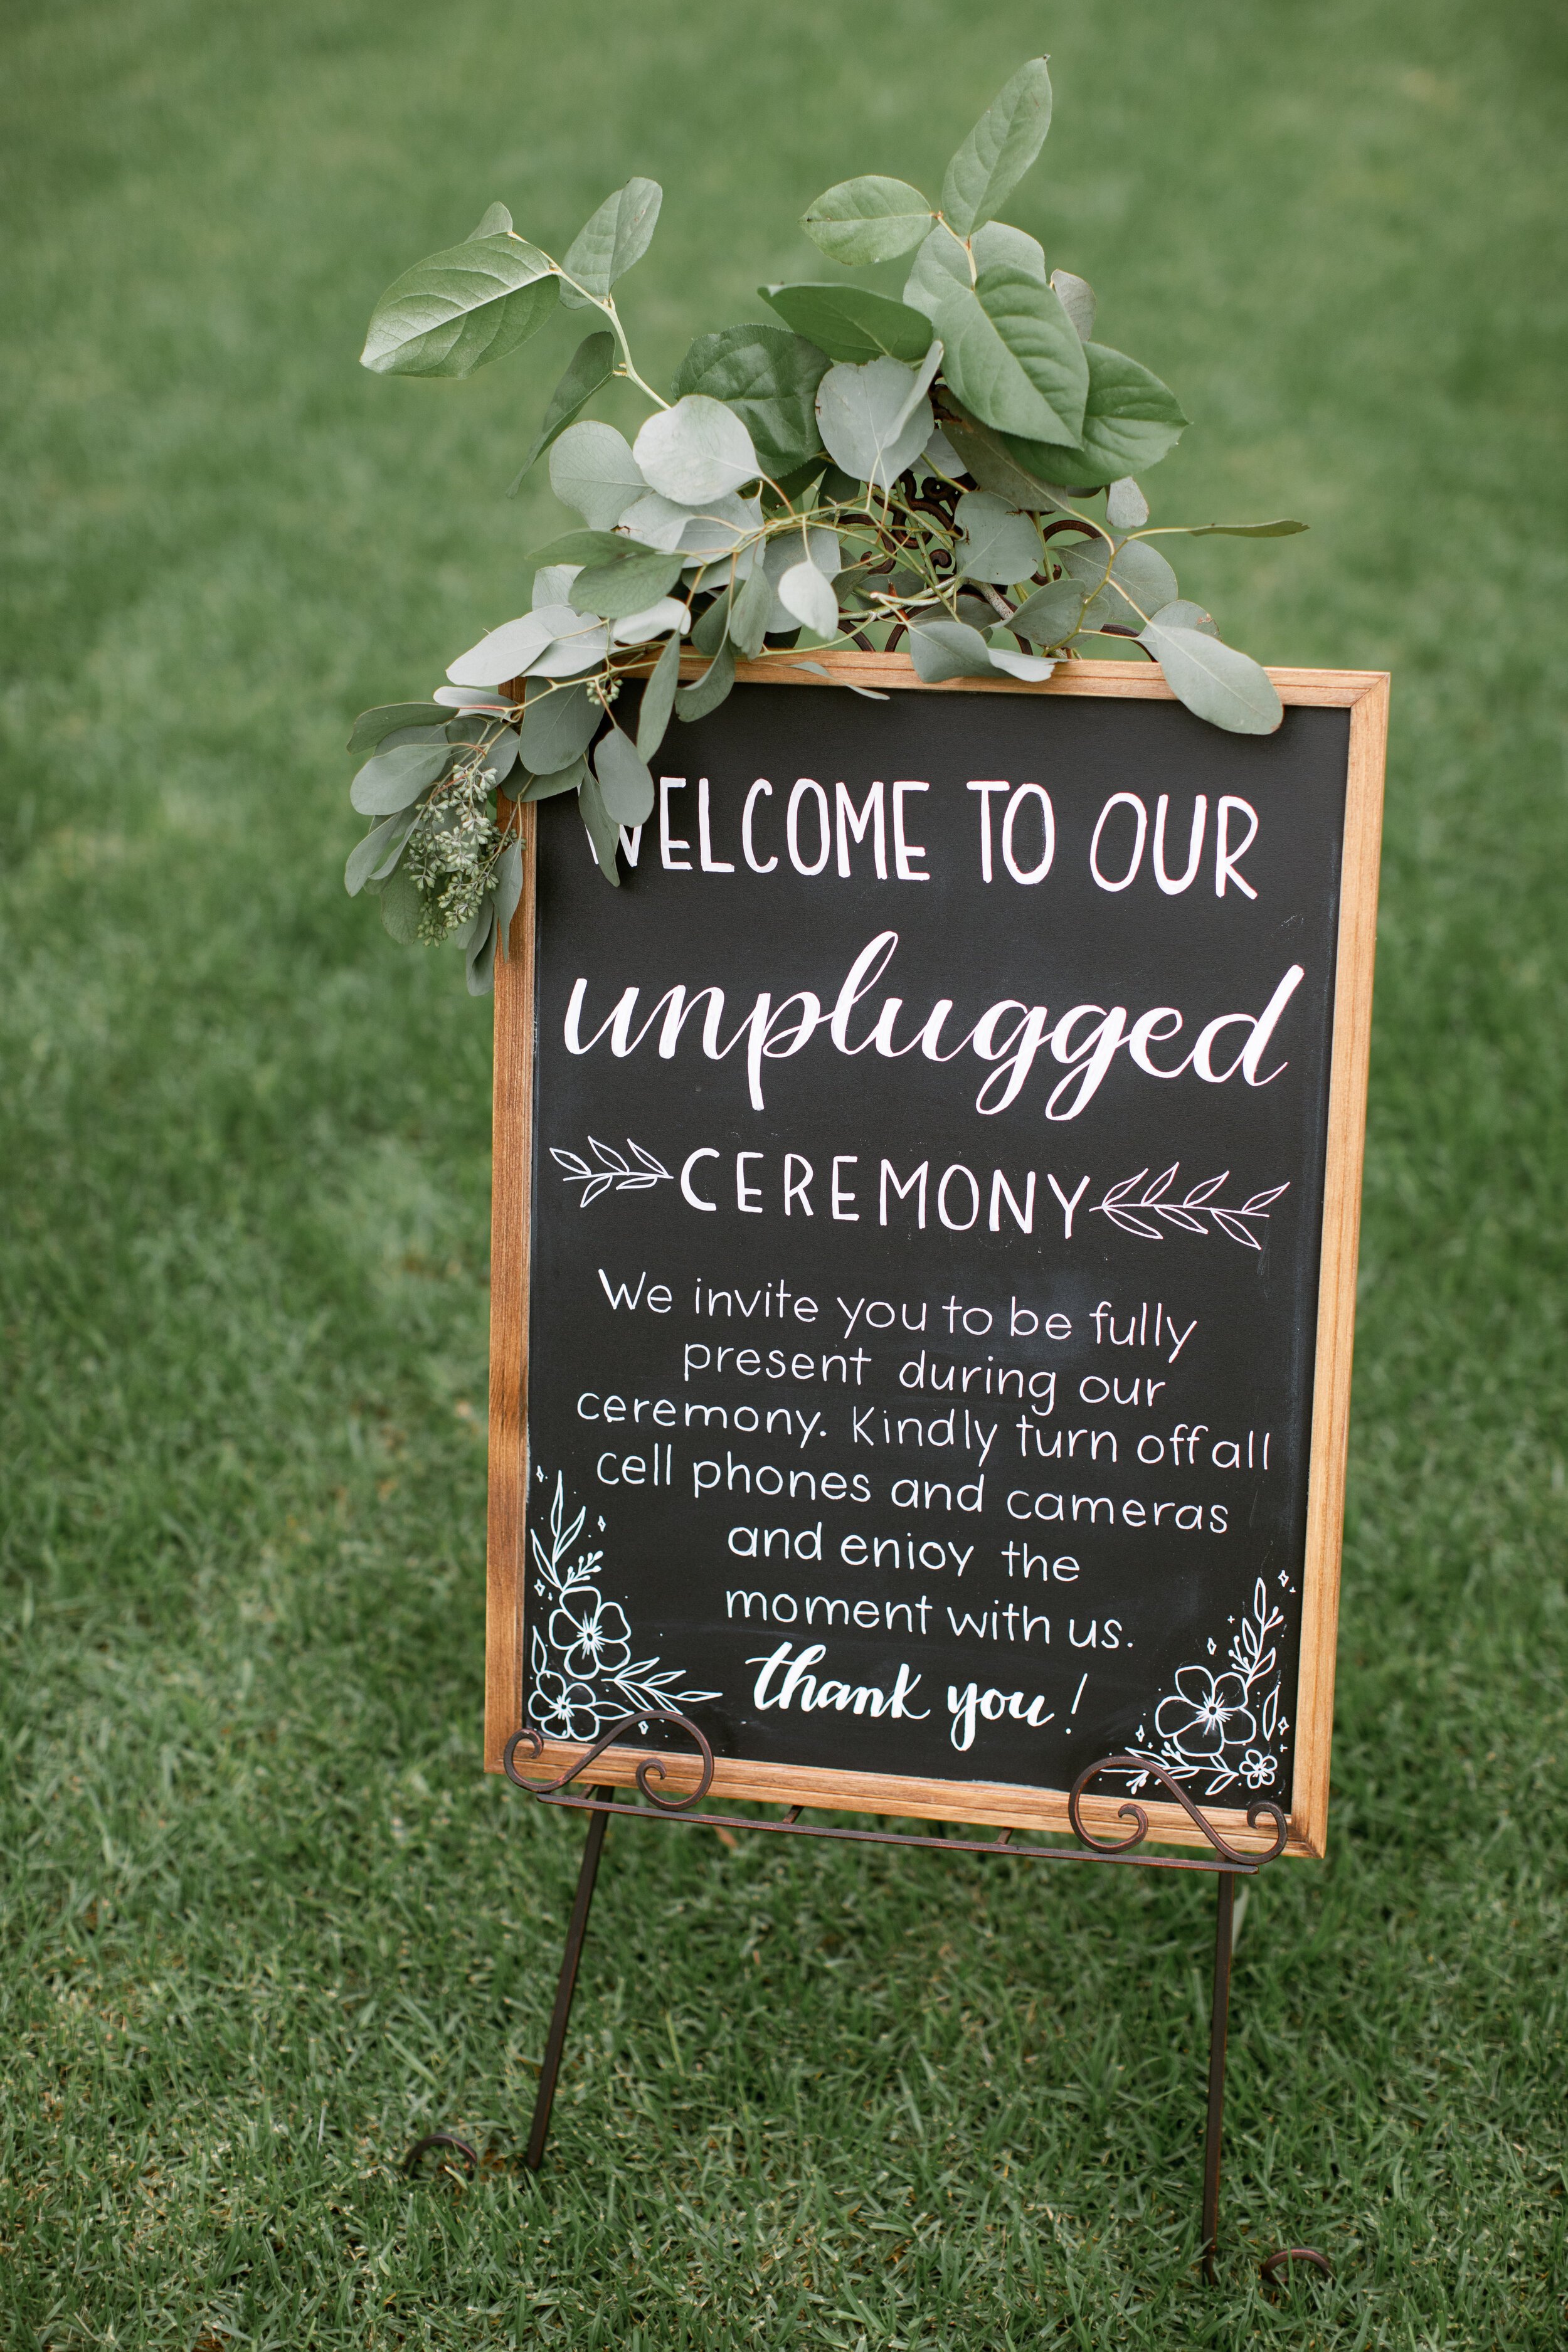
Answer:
xmin=1128 ymin=1578 xmax=1289 ymax=1799
xmin=1154 ymin=1665 xmax=1257 ymax=1764
xmin=1091 ymin=1165 xmax=1288 ymax=1249
xmin=527 ymin=1470 xmax=719 ymax=1732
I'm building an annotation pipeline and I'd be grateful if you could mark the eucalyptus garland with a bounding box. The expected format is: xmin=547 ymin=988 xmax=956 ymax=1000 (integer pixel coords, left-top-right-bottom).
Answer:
xmin=347 ymin=58 xmax=1303 ymax=993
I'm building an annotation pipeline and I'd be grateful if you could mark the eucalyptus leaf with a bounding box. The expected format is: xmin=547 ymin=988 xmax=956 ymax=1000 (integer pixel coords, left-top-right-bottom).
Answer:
xmin=635 ymin=632 xmax=682 ymax=760
xmin=776 ymin=559 xmax=838 ymax=638
xmin=349 ymin=741 xmax=450 ymax=815
xmin=1170 ymin=519 xmax=1309 ymax=538
xmin=560 ymin=177 xmax=662 ymax=304
xmin=1059 ymin=535 xmax=1179 ymax=631
xmin=903 ymin=220 xmax=1046 ymax=310
xmin=691 ymin=588 xmax=732 ymax=656
xmin=517 ymin=756 xmax=588 ymax=802
xmin=524 ymin=527 xmax=632 ymax=569
xmin=509 ymin=332 xmax=616 ymax=491
xmin=676 ymin=638 xmax=736 ymax=721
xmin=1152 ymin=597 xmax=1219 ymax=637
xmin=346 ymin=702 xmax=447 ymax=753
xmin=1140 ymin=620 xmax=1283 ymax=734
xmin=760 ymin=282 xmax=933 ymax=364
xmin=762 ymin=526 xmax=840 ymax=630
xmin=609 ymin=598 xmax=691 ymax=647
xmin=727 ymin=559 xmax=776 ymax=656
xmin=466 ymin=203 xmax=513 ymax=240
xmin=1007 ymin=577 xmax=1087 ymax=645
xmin=953 ymin=489 xmax=1041 ymax=583
xmin=1106 ymin=476 xmax=1149 ymax=531
xmin=593 ymin=726 xmax=657 ymax=825
xmin=360 ymin=234 xmax=559 ymax=379
xmin=493 ymin=838 xmax=524 ymax=960
xmin=432 ymin=686 xmax=514 ymax=713
xmin=524 ymin=682 xmax=607 ymax=771
xmin=912 ymin=265 xmax=1088 ymax=445
xmin=1006 ymin=342 xmax=1188 ymax=484
xmin=940 ymin=411 xmax=1078 ymax=511
xmin=816 ymin=354 xmax=935 ymax=489
xmin=465 ymin=894 xmax=501 ymax=990
xmin=578 ymin=770 xmax=623 ymax=884
xmin=670 ymin=325 xmax=829 ymax=476
xmin=923 ymin=424 xmax=968 ymax=479
xmin=548 ymin=421 xmax=647 ymax=531
xmin=484 ymin=728 xmax=521 ymax=783
xmin=987 ymin=644 xmax=1056 ymax=682
xmin=803 ymin=176 xmax=935 ymax=265
xmin=532 ymin=564 xmax=582 ymax=608
xmin=447 ymin=608 xmax=564 ymax=687
xmin=344 ymin=804 xmax=420 ymax=896
xmin=1050 ymin=269 xmax=1096 ymax=341
xmin=906 ymin=617 xmax=998 ymax=682
xmin=939 ymin=58 xmax=1053 ymax=236
xmin=379 ymin=866 xmax=425 ymax=945
xmin=571 ymin=547 xmax=686 ymax=618
xmin=633 ymin=395 xmax=760 ymax=504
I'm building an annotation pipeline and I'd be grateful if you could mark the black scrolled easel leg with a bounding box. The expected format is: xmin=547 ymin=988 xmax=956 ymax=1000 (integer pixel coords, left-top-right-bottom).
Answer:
xmin=524 ymin=1785 xmax=614 ymax=2171
xmin=1201 ymin=1870 xmax=1235 ymax=2284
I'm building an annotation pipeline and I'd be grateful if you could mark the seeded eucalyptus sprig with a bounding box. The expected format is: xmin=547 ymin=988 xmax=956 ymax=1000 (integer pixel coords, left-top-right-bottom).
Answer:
xmin=347 ymin=58 xmax=1303 ymax=992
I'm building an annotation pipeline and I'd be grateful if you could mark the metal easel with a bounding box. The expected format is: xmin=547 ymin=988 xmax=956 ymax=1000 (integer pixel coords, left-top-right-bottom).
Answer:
xmin=406 ymin=1710 xmax=1332 ymax=2291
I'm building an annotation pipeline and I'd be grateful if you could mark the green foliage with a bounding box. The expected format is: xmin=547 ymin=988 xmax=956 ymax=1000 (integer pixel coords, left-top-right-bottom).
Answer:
xmin=8 ymin=7 xmax=1568 ymax=2343
xmin=350 ymin=60 xmax=1305 ymax=983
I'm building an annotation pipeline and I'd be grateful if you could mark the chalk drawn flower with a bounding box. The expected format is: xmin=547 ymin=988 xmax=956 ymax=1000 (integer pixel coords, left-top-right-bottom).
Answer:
xmin=1240 ymin=1749 xmax=1278 ymax=1789
xmin=1154 ymin=1666 xmax=1257 ymax=1764
xmin=531 ymin=1669 xmax=614 ymax=1742
xmin=549 ymin=1592 xmax=632 ymax=1679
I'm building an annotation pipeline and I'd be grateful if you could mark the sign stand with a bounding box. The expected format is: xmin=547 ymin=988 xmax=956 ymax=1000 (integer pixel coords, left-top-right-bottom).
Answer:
xmin=406 ymin=1708 xmax=1332 ymax=2291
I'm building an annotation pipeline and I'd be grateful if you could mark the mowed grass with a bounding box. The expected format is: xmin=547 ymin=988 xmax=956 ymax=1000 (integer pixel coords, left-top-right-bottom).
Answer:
xmin=3 ymin=0 xmax=1566 ymax=2343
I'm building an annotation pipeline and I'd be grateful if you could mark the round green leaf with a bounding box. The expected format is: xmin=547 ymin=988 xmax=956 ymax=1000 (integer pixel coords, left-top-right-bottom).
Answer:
xmin=633 ymin=395 xmax=760 ymax=505
xmin=548 ymin=421 xmax=646 ymax=530
xmin=347 ymin=702 xmax=447 ymax=753
xmin=815 ymin=355 xmax=935 ymax=490
xmin=1140 ymin=622 xmax=1283 ymax=734
xmin=670 ymin=325 xmax=829 ymax=477
xmin=349 ymin=741 xmax=449 ymax=815
xmin=519 ymin=682 xmax=601 ymax=773
xmin=776 ymin=559 xmax=839 ymax=638
xmin=906 ymin=618 xmax=997 ymax=682
xmin=1008 ymin=578 xmax=1088 ymax=645
xmin=803 ymin=176 xmax=934 ymax=265
xmin=954 ymin=490 xmax=1041 ymax=583
xmin=593 ymin=726 xmax=657 ymax=825
xmin=379 ymin=866 xmax=425 ymax=944
xmin=360 ymin=234 xmax=559 ymax=379
xmin=571 ymin=548 xmax=686 ymax=620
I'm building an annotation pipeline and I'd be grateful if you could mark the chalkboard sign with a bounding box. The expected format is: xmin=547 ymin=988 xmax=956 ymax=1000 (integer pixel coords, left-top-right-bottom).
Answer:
xmin=485 ymin=655 xmax=1387 ymax=1857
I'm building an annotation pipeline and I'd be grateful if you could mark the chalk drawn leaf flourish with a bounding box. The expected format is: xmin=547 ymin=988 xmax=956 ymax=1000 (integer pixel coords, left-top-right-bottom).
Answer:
xmin=1091 ymin=1165 xmax=1287 ymax=1248
xmin=550 ymin=1138 xmax=674 ymax=1205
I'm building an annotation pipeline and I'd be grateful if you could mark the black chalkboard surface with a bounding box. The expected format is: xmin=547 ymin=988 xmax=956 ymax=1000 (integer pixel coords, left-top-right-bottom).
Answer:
xmin=488 ymin=658 xmax=1387 ymax=1855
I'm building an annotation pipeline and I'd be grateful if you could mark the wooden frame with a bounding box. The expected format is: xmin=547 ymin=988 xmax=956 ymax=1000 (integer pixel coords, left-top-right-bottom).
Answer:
xmin=484 ymin=654 xmax=1389 ymax=1858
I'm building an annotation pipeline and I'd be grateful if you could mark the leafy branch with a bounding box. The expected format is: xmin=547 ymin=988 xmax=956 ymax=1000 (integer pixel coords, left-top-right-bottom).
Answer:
xmin=347 ymin=59 xmax=1305 ymax=989
xmin=1091 ymin=1166 xmax=1289 ymax=1248
xmin=549 ymin=1137 xmax=673 ymax=1207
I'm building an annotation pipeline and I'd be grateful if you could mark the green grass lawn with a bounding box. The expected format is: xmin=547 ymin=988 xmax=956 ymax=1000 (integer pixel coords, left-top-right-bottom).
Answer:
xmin=3 ymin=1 xmax=1566 ymax=2343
